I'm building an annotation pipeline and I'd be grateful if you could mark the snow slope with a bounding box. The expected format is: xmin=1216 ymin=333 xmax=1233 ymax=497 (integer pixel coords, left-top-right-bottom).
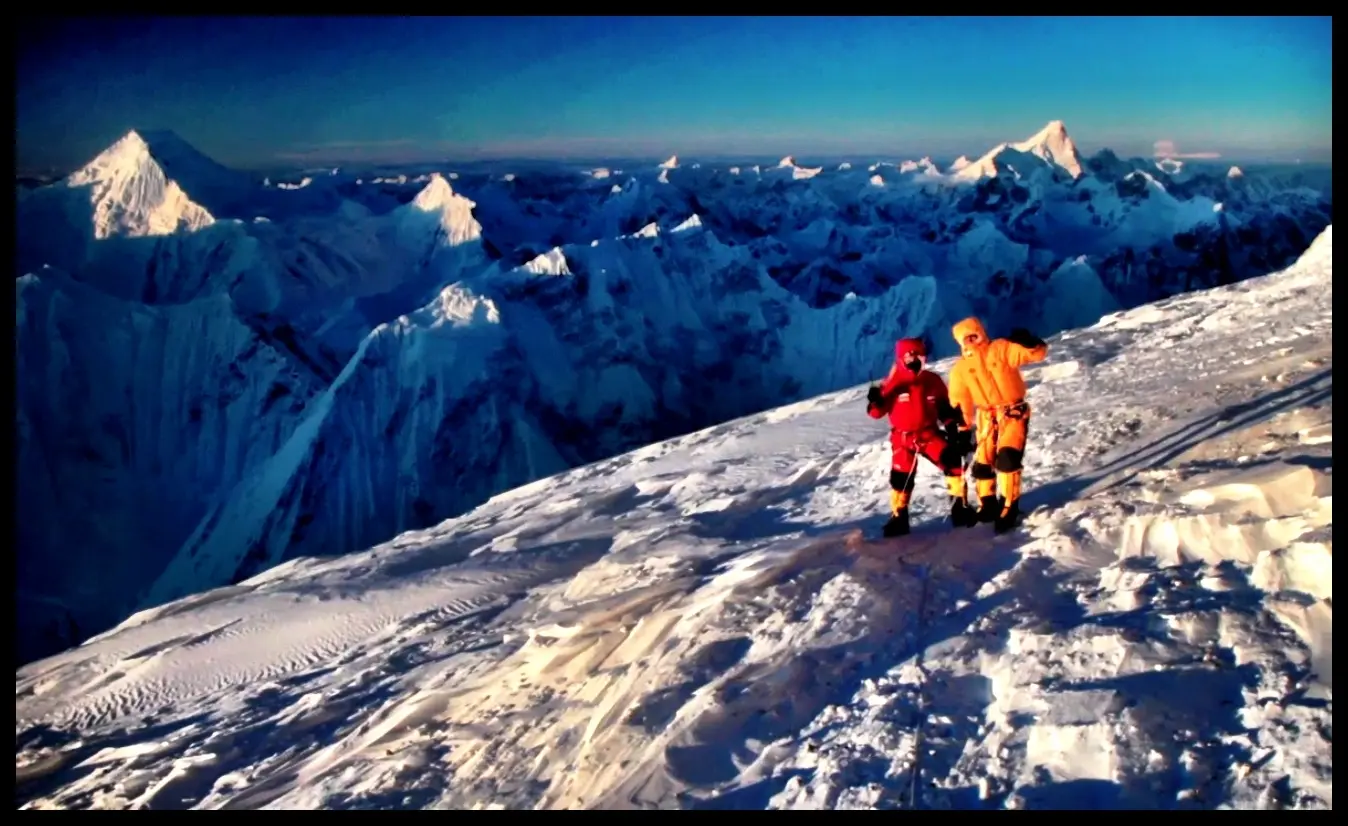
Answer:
xmin=16 ymin=226 xmax=1332 ymax=810
xmin=15 ymin=123 xmax=1332 ymax=665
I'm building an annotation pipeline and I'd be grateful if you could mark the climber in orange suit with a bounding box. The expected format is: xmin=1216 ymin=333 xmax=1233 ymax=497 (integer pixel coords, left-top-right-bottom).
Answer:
xmin=947 ymin=317 xmax=1049 ymax=533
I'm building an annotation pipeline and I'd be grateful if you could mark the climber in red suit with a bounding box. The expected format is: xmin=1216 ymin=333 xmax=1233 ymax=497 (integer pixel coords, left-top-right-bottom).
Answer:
xmin=866 ymin=337 xmax=977 ymax=537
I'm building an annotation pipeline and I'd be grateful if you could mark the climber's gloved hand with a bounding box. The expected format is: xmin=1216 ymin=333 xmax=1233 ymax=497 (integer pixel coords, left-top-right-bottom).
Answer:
xmin=1008 ymin=327 xmax=1045 ymax=349
xmin=947 ymin=425 xmax=974 ymax=456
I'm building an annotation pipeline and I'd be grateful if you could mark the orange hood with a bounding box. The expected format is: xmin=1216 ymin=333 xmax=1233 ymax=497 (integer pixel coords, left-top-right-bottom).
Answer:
xmin=952 ymin=316 xmax=989 ymax=356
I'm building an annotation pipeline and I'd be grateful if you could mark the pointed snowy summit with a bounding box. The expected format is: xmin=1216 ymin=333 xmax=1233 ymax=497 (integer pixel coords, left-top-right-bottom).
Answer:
xmin=63 ymin=130 xmax=216 ymax=239
xmin=1012 ymin=120 xmax=1084 ymax=179
xmin=658 ymin=155 xmax=679 ymax=169
xmin=399 ymin=172 xmax=483 ymax=247
xmin=955 ymin=120 xmax=1085 ymax=182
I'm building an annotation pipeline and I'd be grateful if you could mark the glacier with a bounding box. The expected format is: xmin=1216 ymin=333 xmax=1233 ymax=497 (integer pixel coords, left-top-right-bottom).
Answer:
xmin=14 ymin=122 xmax=1332 ymax=666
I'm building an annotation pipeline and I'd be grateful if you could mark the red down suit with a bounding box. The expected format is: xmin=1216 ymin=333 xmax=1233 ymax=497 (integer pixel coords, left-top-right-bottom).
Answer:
xmin=866 ymin=338 xmax=967 ymax=510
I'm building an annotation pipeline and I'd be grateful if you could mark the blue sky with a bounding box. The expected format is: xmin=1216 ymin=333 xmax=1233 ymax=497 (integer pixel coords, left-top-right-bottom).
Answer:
xmin=17 ymin=16 xmax=1332 ymax=172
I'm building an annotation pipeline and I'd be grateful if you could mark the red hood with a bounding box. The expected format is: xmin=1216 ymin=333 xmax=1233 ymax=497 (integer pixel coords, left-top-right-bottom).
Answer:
xmin=893 ymin=337 xmax=927 ymax=377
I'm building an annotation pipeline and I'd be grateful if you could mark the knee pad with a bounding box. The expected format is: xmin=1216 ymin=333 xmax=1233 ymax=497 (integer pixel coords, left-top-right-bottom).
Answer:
xmin=970 ymin=462 xmax=995 ymax=480
xmin=889 ymin=468 xmax=912 ymax=491
xmin=994 ymin=447 xmax=1024 ymax=472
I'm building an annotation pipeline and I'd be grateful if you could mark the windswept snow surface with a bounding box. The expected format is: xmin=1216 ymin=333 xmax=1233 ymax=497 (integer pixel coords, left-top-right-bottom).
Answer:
xmin=16 ymin=227 xmax=1332 ymax=811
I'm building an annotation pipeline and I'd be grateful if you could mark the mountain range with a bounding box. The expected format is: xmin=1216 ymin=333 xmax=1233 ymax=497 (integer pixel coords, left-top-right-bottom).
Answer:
xmin=14 ymin=121 xmax=1331 ymax=666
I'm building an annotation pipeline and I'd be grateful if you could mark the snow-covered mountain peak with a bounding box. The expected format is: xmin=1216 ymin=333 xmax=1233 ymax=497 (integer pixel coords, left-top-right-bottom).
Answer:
xmin=773 ymin=156 xmax=821 ymax=179
xmin=1011 ymin=119 xmax=1084 ymax=178
xmin=953 ymin=120 xmax=1084 ymax=182
xmin=1228 ymin=165 xmax=1245 ymax=179
xmin=658 ymin=155 xmax=679 ymax=169
xmin=421 ymin=282 xmax=502 ymax=329
xmin=671 ymin=213 xmax=703 ymax=233
xmin=403 ymin=173 xmax=482 ymax=247
xmin=521 ymin=247 xmax=571 ymax=276
xmin=947 ymin=155 xmax=972 ymax=173
xmin=63 ymin=129 xmax=216 ymax=239
xmin=408 ymin=172 xmax=460 ymax=210
xmin=71 ymin=129 xmax=152 ymax=173
xmin=1123 ymin=168 xmax=1168 ymax=194
xmin=952 ymin=143 xmax=1011 ymax=181
xmin=899 ymin=157 xmax=940 ymax=176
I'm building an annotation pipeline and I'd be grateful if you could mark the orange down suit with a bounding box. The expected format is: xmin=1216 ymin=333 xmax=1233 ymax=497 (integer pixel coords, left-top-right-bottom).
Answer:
xmin=947 ymin=317 xmax=1048 ymax=511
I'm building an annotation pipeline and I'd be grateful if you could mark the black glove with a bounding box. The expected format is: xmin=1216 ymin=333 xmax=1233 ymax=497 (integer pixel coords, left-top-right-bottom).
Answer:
xmin=1008 ymin=327 xmax=1045 ymax=349
xmin=946 ymin=424 xmax=974 ymax=456
xmin=867 ymin=386 xmax=884 ymax=407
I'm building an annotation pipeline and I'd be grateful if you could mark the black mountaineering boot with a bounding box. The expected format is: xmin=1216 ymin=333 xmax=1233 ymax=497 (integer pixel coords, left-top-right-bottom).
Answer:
xmin=994 ymin=499 xmax=1021 ymax=534
xmin=977 ymin=495 xmax=1000 ymax=524
xmin=951 ymin=496 xmax=977 ymax=528
xmin=883 ymin=508 xmax=911 ymax=538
